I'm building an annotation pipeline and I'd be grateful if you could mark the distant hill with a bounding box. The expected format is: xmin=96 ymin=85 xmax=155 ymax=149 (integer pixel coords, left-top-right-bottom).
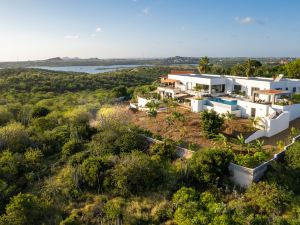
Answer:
xmin=0 ymin=56 xmax=296 ymax=68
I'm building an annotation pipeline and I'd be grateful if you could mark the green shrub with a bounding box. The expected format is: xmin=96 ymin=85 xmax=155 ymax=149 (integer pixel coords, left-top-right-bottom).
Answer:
xmin=200 ymin=110 xmax=224 ymax=138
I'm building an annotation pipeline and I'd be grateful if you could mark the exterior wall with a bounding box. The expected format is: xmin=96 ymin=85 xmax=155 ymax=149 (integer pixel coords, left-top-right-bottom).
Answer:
xmin=237 ymin=100 xmax=270 ymax=118
xmin=168 ymin=73 xmax=300 ymax=98
xmin=229 ymin=163 xmax=254 ymax=187
xmin=137 ymin=97 xmax=150 ymax=107
xmin=191 ymin=99 xmax=205 ymax=113
xmin=266 ymin=111 xmax=290 ymax=137
xmin=270 ymin=80 xmax=300 ymax=93
xmin=233 ymin=78 xmax=272 ymax=98
xmin=273 ymin=104 xmax=300 ymax=121
xmin=137 ymin=97 xmax=159 ymax=108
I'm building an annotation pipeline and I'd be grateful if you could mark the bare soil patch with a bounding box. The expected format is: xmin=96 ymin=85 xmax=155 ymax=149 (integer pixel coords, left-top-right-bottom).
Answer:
xmin=128 ymin=106 xmax=255 ymax=150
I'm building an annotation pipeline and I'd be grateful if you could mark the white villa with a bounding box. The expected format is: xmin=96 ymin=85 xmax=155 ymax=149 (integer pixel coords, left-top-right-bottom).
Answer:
xmin=135 ymin=70 xmax=300 ymax=142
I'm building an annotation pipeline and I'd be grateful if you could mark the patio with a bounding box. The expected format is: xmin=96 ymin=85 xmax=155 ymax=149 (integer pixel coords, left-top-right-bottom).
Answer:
xmin=252 ymin=89 xmax=291 ymax=104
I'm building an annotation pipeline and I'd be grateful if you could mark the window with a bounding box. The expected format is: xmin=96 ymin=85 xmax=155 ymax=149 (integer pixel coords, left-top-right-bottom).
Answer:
xmin=286 ymin=87 xmax=288 ymax=90
xmin=234 ymin=85 xmax=242 ymax=91
xmin=251 ymin=87 xmax=260 ymax=96
xmin=293 ymin=87 xmax=297 ymax=93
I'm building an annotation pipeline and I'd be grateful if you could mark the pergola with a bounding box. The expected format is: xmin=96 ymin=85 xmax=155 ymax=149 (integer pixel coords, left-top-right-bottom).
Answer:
xmin=252 ymin=89 xmax=291 ymax=104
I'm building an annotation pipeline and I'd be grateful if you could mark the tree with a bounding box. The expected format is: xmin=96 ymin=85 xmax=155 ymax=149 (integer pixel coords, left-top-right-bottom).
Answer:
xmin=0 ymin=193 xmax=52 ymax=225
xmin=80 ymin=156 xmax=113 ymax=189
xmin=189 ymin=148 xmax=233 ymax=187
xmin=200 ymin=110 xmax=224 ymax=138
xmin=285 ymin=59 xmax=300 ymax=78
xmin=230 ymin=63 xmax=245 ymax=76
xmin=244 ymin=59 xmax=262 ymax=78
xmin=198 ymin=56 xmax=210 ymax=74
xmin=112 ymin=85 xmax=128 ymax=98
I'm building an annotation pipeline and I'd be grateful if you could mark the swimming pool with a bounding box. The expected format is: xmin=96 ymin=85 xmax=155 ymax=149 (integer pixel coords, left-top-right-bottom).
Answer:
xmin=210 ymin=97 xmax=237 ymax=106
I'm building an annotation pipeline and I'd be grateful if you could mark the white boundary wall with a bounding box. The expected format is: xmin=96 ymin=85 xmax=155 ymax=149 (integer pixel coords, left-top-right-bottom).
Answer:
xmin=265 ymin=111 xmax=290 ymax=137
xmin=229 ymin=135 xmax=300 ymax=187
xmin=272 ymin=104 xmax=300 ymax=121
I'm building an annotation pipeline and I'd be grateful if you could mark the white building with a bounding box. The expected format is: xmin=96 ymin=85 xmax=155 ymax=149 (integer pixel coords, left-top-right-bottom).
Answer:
xmin=155 ymin=71 xmax=300 ymax=141
xmin=160 ymin=72 xmax=300 ymax=99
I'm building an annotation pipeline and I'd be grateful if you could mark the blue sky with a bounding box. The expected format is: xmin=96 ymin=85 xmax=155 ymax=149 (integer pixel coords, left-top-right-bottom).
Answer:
xmin=0 ymin=0 xmax=299 ymax=61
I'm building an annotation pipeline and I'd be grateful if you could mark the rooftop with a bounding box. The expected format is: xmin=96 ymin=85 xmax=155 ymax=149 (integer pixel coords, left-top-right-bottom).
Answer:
xmin=168 ymin=72 xmax=300 ymax=83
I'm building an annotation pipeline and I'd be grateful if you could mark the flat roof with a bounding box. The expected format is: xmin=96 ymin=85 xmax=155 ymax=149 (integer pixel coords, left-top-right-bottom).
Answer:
xmin=169 ymin=73 xmax=224 ymax=79
xmin=168 ymin=73 xmax=300 ymax=83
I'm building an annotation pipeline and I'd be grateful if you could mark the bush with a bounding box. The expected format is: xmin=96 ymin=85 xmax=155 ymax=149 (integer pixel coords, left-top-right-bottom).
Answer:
xmin=200 ymin=110 xmax=224 ymax=138
xmin=0 ymin=193 xmax=52 ymax=225
xmin=90 ymin=128 xmax=147 ymax=155
xmin=285 ymin=141 xmax=300 ymax=170
xmin=0 ymin=122 xmax=30 ymax=152
xmin=62 ymin=140 xmax=84 ymax=158
xmin=108 ymin=151 xmax=172 ymax=196
xmin=80 ymin=156 xmax=113 ymax=188
xmin=149 ymin=139 xmax=177 ymax=160
xmin=31 ymin=106 xmax=50 ymax=118
xmin=189 ymin=148 xmax=233 ymax=187
xmin=234 ymin=151 xmax=269 ymax=168
xmin=0 ymin=107 xmax=12 ymax=126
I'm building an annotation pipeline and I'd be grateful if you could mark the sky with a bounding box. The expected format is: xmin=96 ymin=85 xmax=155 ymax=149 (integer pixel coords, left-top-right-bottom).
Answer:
xmin=0 ymin=0 xmax=299 ymax=61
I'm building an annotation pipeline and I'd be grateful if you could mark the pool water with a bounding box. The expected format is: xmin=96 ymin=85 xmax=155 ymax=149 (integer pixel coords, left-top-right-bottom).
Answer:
xmin=210 ymin=97 xmax=237 ymax=105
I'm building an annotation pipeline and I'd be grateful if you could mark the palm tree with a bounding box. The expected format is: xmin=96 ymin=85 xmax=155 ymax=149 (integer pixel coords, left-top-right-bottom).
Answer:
xmin=254 ymin=139 xmax=264 ymax=152
xmin=213 ymin=133 xmax=228 ymax=148
xmin=244 ymin=58 xmax=253 ymax=78
xmin=198 ymin=56 xmax=210 ymax=74
xmin=250 ymin=117 xmax=265 ymax=130
xmin=236 ymin=134 xmax=246 ymax=151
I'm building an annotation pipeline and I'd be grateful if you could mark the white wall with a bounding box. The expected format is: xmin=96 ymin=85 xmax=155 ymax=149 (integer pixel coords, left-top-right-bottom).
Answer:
xmin=228 ymin=163 xmax=254 ymax=187
xmin=137 ymin=97 xmax=159 ymax=108
xmin=266 ymin=111 xmax=290 ymax=137
xmin=137 ymin=97 xmax=149 ymax=107
xmin=237 ymin=100 xmax=270 ymax=118
xmin=233 ymin=78 xmax=271 ymax=98
xmin=191 ymin=99 xmax=204 ymax=113
xmin=273 ymin=104 xmax=300 ymax=121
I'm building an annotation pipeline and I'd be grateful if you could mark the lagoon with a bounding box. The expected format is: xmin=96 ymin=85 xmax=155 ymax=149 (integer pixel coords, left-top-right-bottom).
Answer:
xmin=31 ymin=65 xmax=147 ymax=74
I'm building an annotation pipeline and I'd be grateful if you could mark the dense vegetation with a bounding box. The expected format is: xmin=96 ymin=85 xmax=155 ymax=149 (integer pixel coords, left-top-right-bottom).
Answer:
xmin=0 ymin=65 xmax=300 ymax=224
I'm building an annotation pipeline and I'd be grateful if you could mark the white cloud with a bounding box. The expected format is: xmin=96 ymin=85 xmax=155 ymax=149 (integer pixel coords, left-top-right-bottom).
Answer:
xmin=234 ymin=16 xmax=256 ymax=24
xmin=90 ymin=34 xmax=97 ymax=38
xmin=64 ymin=35 xmax=79 ymax=39
xmin=96 ymin=27 xmax=102 ymax=32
